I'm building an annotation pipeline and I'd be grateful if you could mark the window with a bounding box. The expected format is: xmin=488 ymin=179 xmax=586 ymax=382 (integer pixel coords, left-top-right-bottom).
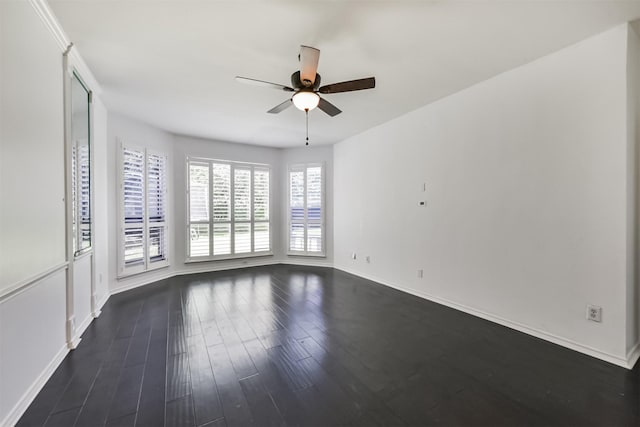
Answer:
xmin=288 ymin=164 xmax=324 ymax=256
xmin=187 ymin=158 xmax=271 ymax=260
xmin=118 ymin=143 xmax=168 ymax=276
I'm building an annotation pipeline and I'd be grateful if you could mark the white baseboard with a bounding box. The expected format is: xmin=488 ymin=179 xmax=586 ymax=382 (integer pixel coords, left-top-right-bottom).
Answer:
xmin=626 ymin=341 xmax=640 ymax=369
xmin=93 ymin=292 xmax=109 ymax=318
xmin=75 ymin=312 xmax=94 ymax=342
xmin=1 ymin=344 xmax=69 ymax=427
xmin=334 ymin=265 xmax=634 ymax=370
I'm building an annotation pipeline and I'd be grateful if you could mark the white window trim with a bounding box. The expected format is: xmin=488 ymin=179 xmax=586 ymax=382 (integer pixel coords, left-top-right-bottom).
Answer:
xmin=287 ymin=162 xmax=326 ymax=257
xmin=185 ymin=156 xmax=273 ymax=263
xmin=117 ymin=141 xmax=169 ymax=278
xmin=66 ymin=69 xmax=94 ymax=259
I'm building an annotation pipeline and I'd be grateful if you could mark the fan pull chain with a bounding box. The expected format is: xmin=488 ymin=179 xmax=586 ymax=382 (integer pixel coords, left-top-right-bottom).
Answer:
xmin=305 ymin=108 xmax=309 ymax=146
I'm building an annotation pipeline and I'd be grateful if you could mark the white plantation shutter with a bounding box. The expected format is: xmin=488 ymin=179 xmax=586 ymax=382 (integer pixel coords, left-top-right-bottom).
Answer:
xmin=234 ymin=168 xmax=251 ymax=221
xmin=187 ymin=159 xmax=271 ymax=259
xmin=122 ymin=147 xmax=145 ymax=269
xmin=147 ymin=152 xmax=167 ymax=263
xmin=213 ymin=164 xmax=230 ymax=222
xmin=147 ymin=153 xmax=166 ymax=223
xmin=119 ymin=144 xmax=169 ymax=276
xmin=288 ymin=164 xmax=324 ymax=255
xmin=79 ymin=145 xmax=91 ymax=242
xmin=123 ymin=148 xmax=145 ymax=224
xmin=254 ymin=169 xmax=270 ymax=252
xmin=289 ymin=170 xmax=305 ymax=251
xmin=71 ymin=142 xmax=92 ymax=255
xmin=233 ymin=168 xmax=251 ymax=254
xmin=306 ymin=166 xmax=322 ymax=252
xmin=213 ymin=163 xmax=231 ymax=256
xmin=254 ymin=169 xmax=269 ymax=221
xmin=189 ymin=162 xmax=209 ymax=257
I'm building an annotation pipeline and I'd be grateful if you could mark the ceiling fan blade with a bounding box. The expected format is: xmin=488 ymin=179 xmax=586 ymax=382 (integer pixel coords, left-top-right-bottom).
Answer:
xmin=299 ymin=45 xmax=320 ymax=87
xmin=317 ymin=97 xmax=342 ymax=117
xmin=318 ymin=77 xmax=376 ymax=94
xmin=235 ymin=76 xmax=294 ymax=92
xmin=267 ymin=99 xmax=293 ymax=114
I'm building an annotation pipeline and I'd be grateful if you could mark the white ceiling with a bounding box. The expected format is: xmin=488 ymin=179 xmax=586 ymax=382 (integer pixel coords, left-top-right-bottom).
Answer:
xmin=49 ymin=0 xmax=640 ymax=148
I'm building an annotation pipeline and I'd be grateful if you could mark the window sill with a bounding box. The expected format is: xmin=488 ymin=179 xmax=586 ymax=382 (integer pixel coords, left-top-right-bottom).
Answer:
xmin=185 ymin=252 xmax=274 ymax=264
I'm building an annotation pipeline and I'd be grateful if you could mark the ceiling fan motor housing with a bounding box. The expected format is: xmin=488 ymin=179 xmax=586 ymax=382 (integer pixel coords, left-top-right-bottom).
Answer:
xmin=291 ymin=71 xmax=321 ymax=90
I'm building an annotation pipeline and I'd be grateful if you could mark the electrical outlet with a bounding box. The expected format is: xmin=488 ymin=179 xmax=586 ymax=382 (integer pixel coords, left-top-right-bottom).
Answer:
xmin=351 ymin=252 xmax=357 ymax=260
xmin=417 ymin=269 xmax=423 ymax=278
xmin=586 ymin=305 xmax=602 ymax=322
xmin=366 ymin=256 xmax=370 ymax=263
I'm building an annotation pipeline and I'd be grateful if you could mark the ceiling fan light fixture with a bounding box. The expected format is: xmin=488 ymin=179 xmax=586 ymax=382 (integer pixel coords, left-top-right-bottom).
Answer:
xmin=292 ymin=91 xmax=320 ymax=111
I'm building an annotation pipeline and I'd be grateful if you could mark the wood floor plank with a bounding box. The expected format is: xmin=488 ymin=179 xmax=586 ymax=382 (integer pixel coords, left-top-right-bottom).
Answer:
xmin=105 ymin=363 xmax=145 ymax=422
xmin=207 ymin=343 xmax=255 ymax=426
xmin=43 ymin=407 xmax=80 ymax=427
xmin=165 ymin=395 xmax=196 ymax=427
xmin=166 ymin=353 xmax=191 ymax=402
xmin=186 ymin=334 xmax=224 ymax=426
xmin=238 ymin=374 xmax=285 ymax=427
xmin=135 ymin=329 xmax=167 ymax=426
xmin=73 ymin=337 xmax=132 ymax=426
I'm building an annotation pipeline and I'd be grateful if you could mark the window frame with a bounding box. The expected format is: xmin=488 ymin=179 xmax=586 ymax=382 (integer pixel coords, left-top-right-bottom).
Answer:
xmin=117 ymin=141 xmax=169 ymax=278
xmin=185 ymin=156 xmax=273 ymax=263
xmin=287 ymin=162 xmax=326 ymax=257
xmin=68 ymin=69 xmax=93 ymax=258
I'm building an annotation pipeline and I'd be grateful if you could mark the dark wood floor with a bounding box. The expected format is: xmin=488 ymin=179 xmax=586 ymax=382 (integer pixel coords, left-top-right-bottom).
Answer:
xmin=17 ymin=265 xmax=640 ymax=427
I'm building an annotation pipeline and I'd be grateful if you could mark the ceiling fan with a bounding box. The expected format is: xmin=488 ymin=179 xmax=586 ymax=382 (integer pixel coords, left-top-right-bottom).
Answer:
xmin=235 ymin=45 xmax=376 ymax=118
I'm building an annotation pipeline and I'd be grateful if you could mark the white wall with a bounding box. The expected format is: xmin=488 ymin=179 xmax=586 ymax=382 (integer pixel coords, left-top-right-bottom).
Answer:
xmin=627 ymin=25 xmax=640 ymax=361
xmin=335 ymin=25 xmax=634 ymax=367
xmin=0 ymin=0 xmax=66 ymax=291
xmin=280 ymin=145 xmax=334 ymax=265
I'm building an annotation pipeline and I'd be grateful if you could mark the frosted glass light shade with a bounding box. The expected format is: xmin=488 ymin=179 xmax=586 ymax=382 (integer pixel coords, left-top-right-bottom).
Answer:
xmin=292 ymin=91 xmax=320 ymax=111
